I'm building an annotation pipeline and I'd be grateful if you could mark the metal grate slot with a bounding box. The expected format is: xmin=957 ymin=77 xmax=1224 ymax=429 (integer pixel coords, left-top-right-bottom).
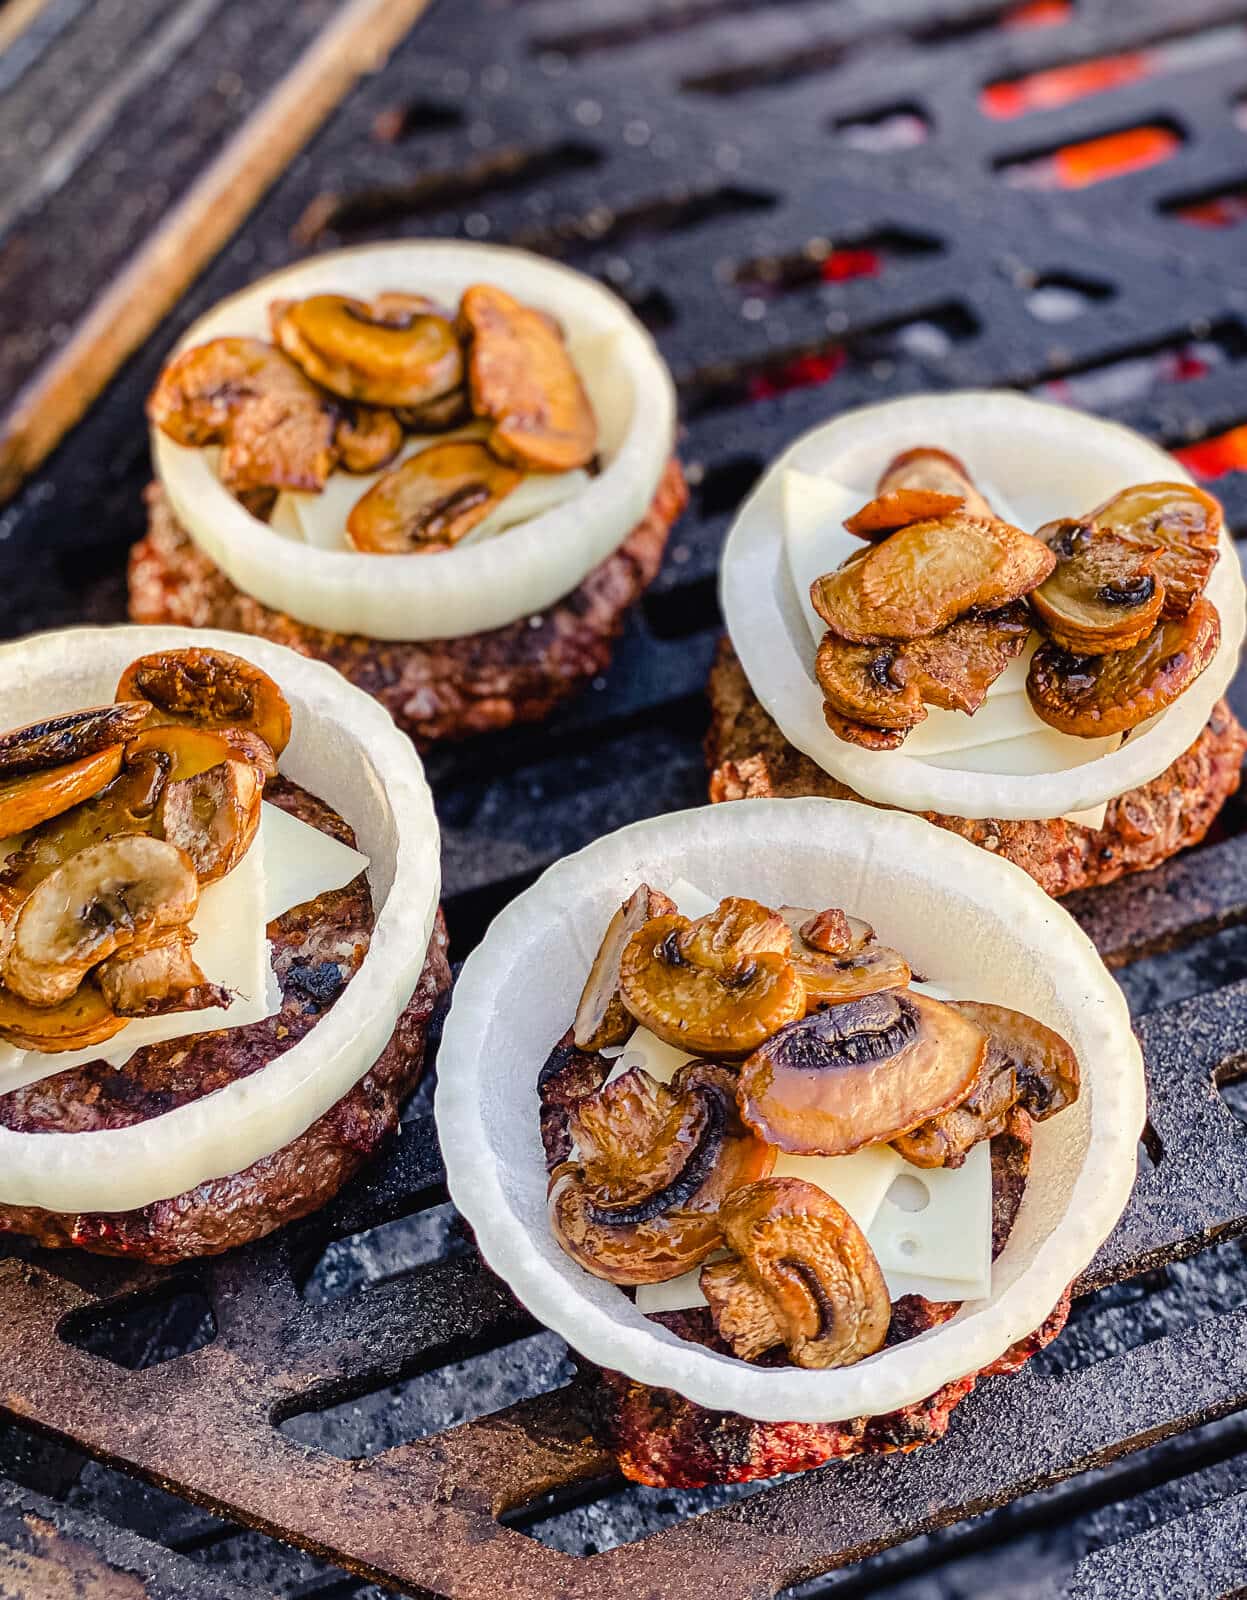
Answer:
xmin=1161 ymin=175 xmax=1247 ymax=227
xmin=372 ymin=96 xmax=467 ymax=142
xmin=293 ymin=140 xmax=604 ymax=245
xmin=1029 ymin=318 xmax=1247 ymax=408
xmin=301 ymin=1200 xmax=469 ymax=1306
xmin=995 ymin=120 xmax=1185 ymax=188
xmin=681 ymin=303 xmax=980 ymax=415
xmin=511 ymin=183 xmax=777 ymax=262
xmin=59 ymin=1281 xmax=217 ymax=1371
xmin=731 ymin=227 xmax=943 ymax=298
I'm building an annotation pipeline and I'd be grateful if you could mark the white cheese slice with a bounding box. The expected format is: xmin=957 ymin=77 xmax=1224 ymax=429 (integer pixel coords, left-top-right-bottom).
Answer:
xmin=0 ymin=802 xmax=372 ymax=1095
xmin=869 ymin=1139 xmax=993 ymax=1297
xmin=666 ymin=875 xmax=719 ymax=919
xmin=260 ymin=800 xmax=369 ymax=924
xmin=605 ymin=1026 xmax=695 ymax=1086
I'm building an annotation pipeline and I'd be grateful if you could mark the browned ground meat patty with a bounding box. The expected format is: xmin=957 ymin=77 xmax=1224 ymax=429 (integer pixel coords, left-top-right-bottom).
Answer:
xmin=128 ymin=461 xmax=688 ymax=746
xmin=540 ymin=1036 xmax=1062 ymax=1488
xmin=0 ymin=777 xmax=451 ymax=1263
xmin=706 ymin=638 xmax=1247 ymax=898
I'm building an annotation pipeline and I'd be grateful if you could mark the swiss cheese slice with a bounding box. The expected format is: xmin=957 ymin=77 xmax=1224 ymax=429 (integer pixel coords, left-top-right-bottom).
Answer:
xmin=0 ymin=801 xmax=372 ymax=1095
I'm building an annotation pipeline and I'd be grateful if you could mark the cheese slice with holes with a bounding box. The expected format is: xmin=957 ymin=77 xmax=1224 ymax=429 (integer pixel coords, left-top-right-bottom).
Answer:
xmin=780 ymin=468 xmax=1114 ymax=827
xmin=0 ymin=801 xmax=371 ymax=1094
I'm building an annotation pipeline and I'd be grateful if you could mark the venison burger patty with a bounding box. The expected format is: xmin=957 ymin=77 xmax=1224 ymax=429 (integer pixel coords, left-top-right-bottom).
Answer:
xmin=0 ymin=778 xmax=451 ymax=1263
xmin=706 ymin=638 xmax=1247 ymax=899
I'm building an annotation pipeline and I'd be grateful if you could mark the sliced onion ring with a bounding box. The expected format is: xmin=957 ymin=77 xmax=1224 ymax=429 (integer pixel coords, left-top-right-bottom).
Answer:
xmin=153 ymin=242 xmax=676 ymax=642
xmin=0 ymin=624 xmax=439 ymax=1214
xmin=721 ymin=392 xmax=1246 ymax=822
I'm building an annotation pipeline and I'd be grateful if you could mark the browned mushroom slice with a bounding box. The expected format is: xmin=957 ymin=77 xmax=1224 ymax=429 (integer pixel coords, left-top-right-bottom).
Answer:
xmin=395 ymin=388 xmax=471 ymax=432
xmin=573 ymin=883 xmax=677 ymax=1052
xmin=460 ymin=283 xmax=597 ymax=472
xmin=1027 ymin=597 xmax=1220 ymax=738
xmin=953 ymin=1000 xmax=1079 ymax=1120
xmin=736 ymin=990 xmax=987 ymax=1156
xmin=0 ymin=745 xmax=124 ymax=838
xmin=334 ymin=403 xmax=404 ymax=473
xmin=812 ymin=516 xmax=1054 ymax=643
xmin=0 ymin=703 xmax=149 ymax=777
xmin=700 ymin=1176 xmax=891 ymax=1367
xmin=1030 ymin=522 xmax=1165 ymax=654
xmin=3 ymin=835 xmax=199 ymax=1007
xmin=876 ymin=446 xmax=995 ymax=519
xmin=346 ymin=441 xmax=522 ymax=554
xmin=159 ymin=758 xmax=263 ymax=884
xmin=816 ymin=604 xmax=1030 ymax=732
xmin=821 ymin=700 xmax=907 ymax=751
xmin=127 ymin=724 xmax=275 ymax=783
xmin=815 ymin=635 xmax=929 ymax=731
xmin=1 ymin=749 xmax=171 ymax=902
xmin=891 ymin=1037 xmax=1017 ymax=1168
xmin=117 ymin=647 xmax=292 ymax=756
xmin=147 ymin=338 xmax=337 ymax=495
xmin=548 ymin=1061 xmax=776 ymax=1284
xmin=271 ymin=292 xmax=464 ymax=410
xmin=778 ymin=907 xmax=911 ymax=1007
xmin=902 ymin=603 xmax=1032 ymax=714
xmin=843 ymin=488 xmax=964 ymax=541
xmin=96 ymin=929 xmax=229 ymax=1018
xmin=0 ymin=981 xmax=125 ymax=1053
xmin=619 ymin=899 xmax=805 ymax=1057
xmin=1093 ymin=481 xmax=1222 ymax=618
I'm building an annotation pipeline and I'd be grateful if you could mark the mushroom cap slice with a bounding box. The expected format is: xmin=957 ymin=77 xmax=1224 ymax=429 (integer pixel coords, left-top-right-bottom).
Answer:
xmin=0 ymin=703 xmax=149 ymax=777
xmin=736 ymin=990 xmax=987 ymax=1156
xmin=574 ymin=883 xmax=677 ymax=1052
xmin=1031 ymin=522 xmax=1165 ymax=654
xmin=700 ymin=1176 xmax=891 ymax=1368
xmin=127 ymin=724 xmax=275 ymax=783
xmin=3 ymin=834 xmax=199 ymax=1007
xmin=345 ymin=440 xmax=521 ymax=554
xmin=96 ymin=929 xmax=229 ymax=1018
xmin=843 ymin=488 xmax=964 ymax=541
xmin=815 ymin=634 xmax=929 ymax=731
xmin=548 ymin=1062 xmax=776 ymax=1284
xmin=890 ymin=1038 xmax=1018 ymax=1168
xmin=619 ymin=900 xmax=805 ymax=1058
xmin=117 ymin=647 xmax=291 ymax=756
xmin=334 ymin=403 xmax=404 ymax=474
xmin=147 ymin=337 xmax=337 ymax=495
xmin=812 ymin=516 xmax=1054 ymax=643
xmin=1027 ymin=597 xmax=1220 ymax=737
xmin=1093 ymin=481 xmax=1221 ymax=619
xmin=953 ymin=1000 xmax=1079 ymax=1121
xmin=0 ymin=750 xmax=170 ymax=903
xmin=778 ymin=907 xmax=911 ymax=1007
xmin=460 ymin=282 xmax=598 ymax=473
xmin=0 ymin=981 xmax=125 ymax=1053
xmin=271 ymin=292 xmax=464 ymax=409
xmin=0 ymin=745 xmax=124 ymax=838
xmin=876 ymin=446 xmax=995 ymax=519
xmin=158 ymin=757 xmax=263 ymax=884
xmin=821 ymin=700 xmax=907 ymax=751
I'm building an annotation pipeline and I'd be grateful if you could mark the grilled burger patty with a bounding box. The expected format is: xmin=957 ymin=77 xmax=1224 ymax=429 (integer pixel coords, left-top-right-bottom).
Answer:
xmin=540 ymin=1038 xmax=1064 ymax=1488
xmin=0 ymin=778 xmax=451 ymax=1263
xmin=707 ymin=638 xmax=1247 ymax=898
xmin=129 ymin=462 xmax=688 ymax=747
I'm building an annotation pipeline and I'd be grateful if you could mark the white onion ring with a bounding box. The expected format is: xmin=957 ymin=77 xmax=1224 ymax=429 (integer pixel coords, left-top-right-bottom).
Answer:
xmin=721 ymin=392 xmax=1246 ymax=821
xmin=436 ymin=797 xmax=1142 ymax=1423
xmin=0 ymin=625 xmax=440 ymax=1214
xmin=153 ymin=242 xmax=676 ymax=641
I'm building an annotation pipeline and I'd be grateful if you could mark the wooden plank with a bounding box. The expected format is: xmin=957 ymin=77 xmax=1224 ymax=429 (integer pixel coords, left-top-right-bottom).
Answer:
xmin=0 ymin=0 xmax=433 ymax=505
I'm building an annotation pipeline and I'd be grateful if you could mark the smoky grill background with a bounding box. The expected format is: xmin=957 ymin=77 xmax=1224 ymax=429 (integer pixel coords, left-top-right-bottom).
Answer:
xmin=5 ymin=0 xmax=1247 ymax=1595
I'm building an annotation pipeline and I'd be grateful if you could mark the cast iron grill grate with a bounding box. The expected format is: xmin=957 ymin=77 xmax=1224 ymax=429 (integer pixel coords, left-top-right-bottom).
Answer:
xmin=5 ymin=0 xmax=1247 ymax=1593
